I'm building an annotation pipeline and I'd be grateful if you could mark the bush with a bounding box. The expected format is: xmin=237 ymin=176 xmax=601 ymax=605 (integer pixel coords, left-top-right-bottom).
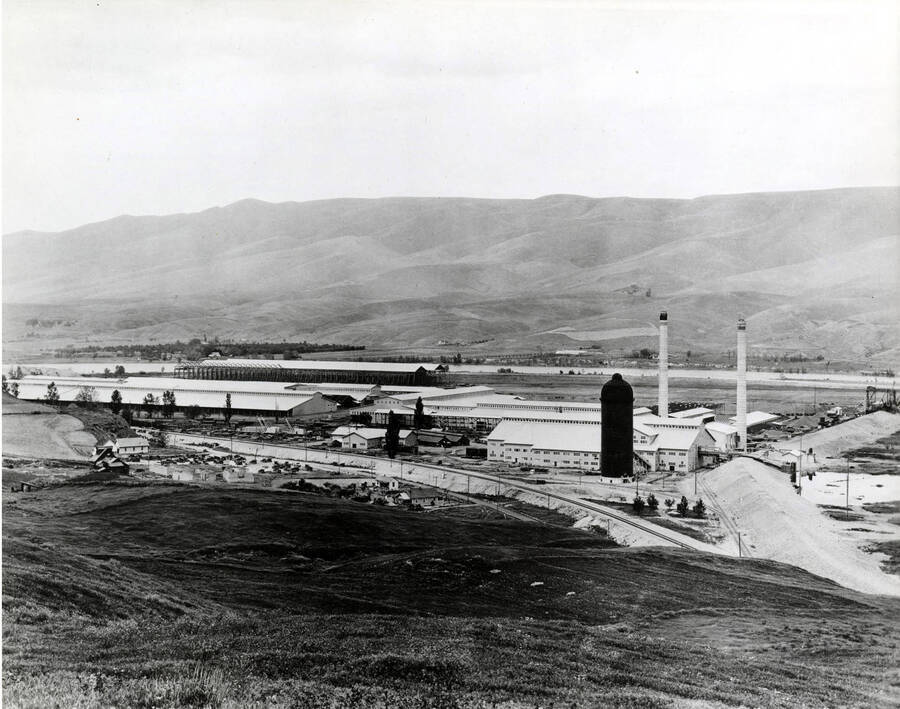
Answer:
xmin=646 ymin=493 xmax=659 ymax=511
xmin=693 ymin=498 xmax=706 ymax=518
xmin=664 ymin=498 xmax=674 ymax=511
xmin=632 ymin=496 xmax=645 ymax=513
xmin=676 ymin=495 xmax=689 ymax=516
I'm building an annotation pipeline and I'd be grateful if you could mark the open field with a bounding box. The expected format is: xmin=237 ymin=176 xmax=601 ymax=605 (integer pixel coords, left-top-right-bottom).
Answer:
xmin=4 ymin=481 xmax=900 ymax=708
xmin=450 ymin=371 xmax=868 ymax=415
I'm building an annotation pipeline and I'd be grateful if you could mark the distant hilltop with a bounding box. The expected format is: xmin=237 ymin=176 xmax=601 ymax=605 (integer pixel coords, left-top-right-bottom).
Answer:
xmin=3 ymin=187 xmax=898 ymax=363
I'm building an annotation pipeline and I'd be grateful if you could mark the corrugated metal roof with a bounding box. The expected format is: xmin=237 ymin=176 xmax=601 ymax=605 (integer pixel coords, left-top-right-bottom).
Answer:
xmin=729 ymin=411 xmax=780 ymax=427
xmin=653 ymin=428 xmax=705 ymax=451
xmin=487 ymin=420 xmax=602 ymax=452
xmin=115 ymin=437 xmax=148 ymax=447
xmin=15 ymin=375 xmax=320 ymax=412
xmin=671 ymin=407 xmax=714 ymax=418
xmin=705 ymin=421 xmax=737 ymax=434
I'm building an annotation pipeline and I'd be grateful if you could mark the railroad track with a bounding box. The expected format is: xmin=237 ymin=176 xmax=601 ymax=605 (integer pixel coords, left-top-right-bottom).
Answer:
xmin=695 ymin=471 xmax=750 ymax=557
xmin=170 ymin=433 xmax=708 ymax=552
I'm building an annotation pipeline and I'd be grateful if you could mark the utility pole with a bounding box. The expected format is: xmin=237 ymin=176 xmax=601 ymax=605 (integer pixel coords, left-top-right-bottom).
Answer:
xmin=846 ymin=456 xmax=851 ymax=519
xmin=694 ymin=469 xmax=697 ymax=495
xmin=737 ymin=532 xmax=742 ymax=558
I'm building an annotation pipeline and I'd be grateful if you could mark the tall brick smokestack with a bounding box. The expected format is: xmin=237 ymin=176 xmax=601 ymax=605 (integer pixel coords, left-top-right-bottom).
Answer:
xmin=658 ymin=311 xmax=669 ymax=418
xmin=737 ymin=318 xmax=747 ymax=451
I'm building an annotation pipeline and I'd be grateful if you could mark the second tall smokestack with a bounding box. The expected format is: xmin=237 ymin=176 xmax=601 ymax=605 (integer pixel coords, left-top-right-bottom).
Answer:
xmin=737 ymin=317 xmax=747 ymax=451
xmin=658 ymin=311 xmax=669 ymax=418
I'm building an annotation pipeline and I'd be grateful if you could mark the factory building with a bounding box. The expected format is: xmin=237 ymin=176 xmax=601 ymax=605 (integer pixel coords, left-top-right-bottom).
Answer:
xmin=705 ymin=421 xmax=738 ymax=451
xmin=670 ymin=407 xmax=716 ymax=424
xmin=15 ymin=375 xmax=340 ymax=419
xmin=632 ymin=419 xmax=716 ymax=472
xmin=486 ymin=409 xmax=715 ymax=474
xmin=175 ymin=359 xmax=445 ymax=386
xmin=728 ymin=410 xmax=781 ymax=432
xmin=486 ymin=421 xmax=602 ymax=470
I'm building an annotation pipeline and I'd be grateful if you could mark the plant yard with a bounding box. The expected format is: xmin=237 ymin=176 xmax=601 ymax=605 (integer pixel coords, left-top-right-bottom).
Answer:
xmin=4 ymin=482 xmax=900 ymax=708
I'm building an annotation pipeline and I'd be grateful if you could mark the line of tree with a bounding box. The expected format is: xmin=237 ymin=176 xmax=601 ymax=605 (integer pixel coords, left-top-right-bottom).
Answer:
xmin=53 ymin=340 xmax=365 ymax=361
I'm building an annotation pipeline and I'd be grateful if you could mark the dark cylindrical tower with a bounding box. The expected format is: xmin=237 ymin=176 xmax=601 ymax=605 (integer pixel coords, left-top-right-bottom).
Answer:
xmin=601 ymin=373 xmax=634 ymax=477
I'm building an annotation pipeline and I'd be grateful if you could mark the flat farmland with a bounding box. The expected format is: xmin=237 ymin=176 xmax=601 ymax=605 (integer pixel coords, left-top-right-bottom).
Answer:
xmin=453 ymin=372 xmax=865 ymax=414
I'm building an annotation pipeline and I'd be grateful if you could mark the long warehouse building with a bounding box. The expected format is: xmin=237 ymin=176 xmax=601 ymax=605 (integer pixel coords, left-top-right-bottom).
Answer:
xmin=174 ymin=359 xmax=447 ymax=386
xmin=15 ymin=376 xmax=340 ymax=419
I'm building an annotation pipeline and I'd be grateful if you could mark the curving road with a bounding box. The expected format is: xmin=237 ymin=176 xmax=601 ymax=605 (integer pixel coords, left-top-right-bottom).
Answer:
xmin=168 ymin=432 xmax=725 ymax=553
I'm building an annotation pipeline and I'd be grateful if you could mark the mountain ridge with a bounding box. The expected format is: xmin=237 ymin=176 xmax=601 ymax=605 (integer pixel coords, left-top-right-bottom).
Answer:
xmin=3 ymin=187 xmax=898 ymax=361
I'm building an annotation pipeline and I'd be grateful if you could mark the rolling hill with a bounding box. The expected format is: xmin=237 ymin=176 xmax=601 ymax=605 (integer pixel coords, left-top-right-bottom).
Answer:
xmin=4 ymin=483 xmax=899 ymax=707
xmin=3 ymin=187 xmax=898 ymax=361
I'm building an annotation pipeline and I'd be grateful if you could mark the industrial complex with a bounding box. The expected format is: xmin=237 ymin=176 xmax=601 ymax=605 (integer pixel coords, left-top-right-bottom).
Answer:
xmin=14 ymin=313 xmax=763 ymax=477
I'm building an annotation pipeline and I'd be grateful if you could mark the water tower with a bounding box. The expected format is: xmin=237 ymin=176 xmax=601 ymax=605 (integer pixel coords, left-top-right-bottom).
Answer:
xmin=601 ymin=373 xmax=634 ymax=477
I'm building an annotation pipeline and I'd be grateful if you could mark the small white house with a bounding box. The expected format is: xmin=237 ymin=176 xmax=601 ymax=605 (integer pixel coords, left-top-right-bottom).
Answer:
xmin=106 ymin=436 xmax=150 ymax=456
xmin=331 ymin=426 xmax=416 ymax=450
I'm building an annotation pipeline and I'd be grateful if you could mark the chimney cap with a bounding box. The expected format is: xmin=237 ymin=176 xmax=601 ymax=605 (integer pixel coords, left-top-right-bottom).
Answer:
xmin=737 ymin=317 xmax=746 ymax=331
xmin=659 ymin=311 xmax=668 ymax=321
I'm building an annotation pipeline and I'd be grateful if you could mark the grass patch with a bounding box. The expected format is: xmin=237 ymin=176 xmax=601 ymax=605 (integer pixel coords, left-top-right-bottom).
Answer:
xmin=4 ymin=481 xmax=900 ymax=708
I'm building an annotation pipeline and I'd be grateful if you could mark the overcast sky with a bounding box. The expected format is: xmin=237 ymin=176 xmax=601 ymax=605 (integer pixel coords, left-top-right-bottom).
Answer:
xmin=3 ymin=0 xmax=898 ymax=233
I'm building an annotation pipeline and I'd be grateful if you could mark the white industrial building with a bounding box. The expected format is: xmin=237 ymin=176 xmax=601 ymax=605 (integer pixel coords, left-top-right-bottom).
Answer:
xmin=486 ymin=414 xmax=715 ymax=473
xmin=670 ymin=407 xmax=716 ymax=424
xmin=705 ymin=421 xmax=738 ymax=451
xmin=15 ymin=375 xmax=341 ymax=419
xmin=487 ymin=421 xmax=603 ymax=469
xmin=729 ymin=410 xmax=781 ymax=432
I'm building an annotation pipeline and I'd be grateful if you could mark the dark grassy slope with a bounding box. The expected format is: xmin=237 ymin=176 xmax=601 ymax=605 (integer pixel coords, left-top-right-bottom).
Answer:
xmin=4 ymin=484 xmax=899 ymax=708
xmin=4 ymin=187 xmax=898 ymax=359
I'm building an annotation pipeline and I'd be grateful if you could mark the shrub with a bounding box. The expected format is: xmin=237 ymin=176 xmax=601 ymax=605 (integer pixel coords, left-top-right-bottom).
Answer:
xmin=646 ymin=493 xmax=659 ymax=511
xmin=693 ymin=498 xmax=706 ymax=518
xmin=664 ymin=498 xmax=674 ymax=510
xmin=676 ymin=496 xmax=689 ymax=516
xmin=632 ymin=496 xmax=645 ymax=513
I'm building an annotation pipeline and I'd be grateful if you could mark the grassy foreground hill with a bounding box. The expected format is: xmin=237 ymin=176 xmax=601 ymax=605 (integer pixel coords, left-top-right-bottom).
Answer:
xmin=3 ymin=482 xmax=899 ymax=708
xmin=4 ymin=187 xmax=898 ymax=361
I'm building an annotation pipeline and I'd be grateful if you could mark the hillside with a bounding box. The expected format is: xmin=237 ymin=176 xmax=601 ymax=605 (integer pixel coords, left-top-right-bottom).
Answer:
xmin=3 ymin=187 xmax=898 ymax=361
xmin=3 ymin=483 xmax=899 ymax=707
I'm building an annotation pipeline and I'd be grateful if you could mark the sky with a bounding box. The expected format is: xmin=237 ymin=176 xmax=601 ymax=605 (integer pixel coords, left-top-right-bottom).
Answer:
xmin=2 ymin=0 xmax=898 ymax=234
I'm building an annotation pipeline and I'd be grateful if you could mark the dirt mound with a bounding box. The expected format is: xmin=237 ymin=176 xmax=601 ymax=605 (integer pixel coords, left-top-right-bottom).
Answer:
xmin=774 ymin=411 xmax=900 ymax=465
xmin=702 ymin=458 xmax=900 ymax=596
xmin=2 ymin=411 xmax=96 ymax=459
